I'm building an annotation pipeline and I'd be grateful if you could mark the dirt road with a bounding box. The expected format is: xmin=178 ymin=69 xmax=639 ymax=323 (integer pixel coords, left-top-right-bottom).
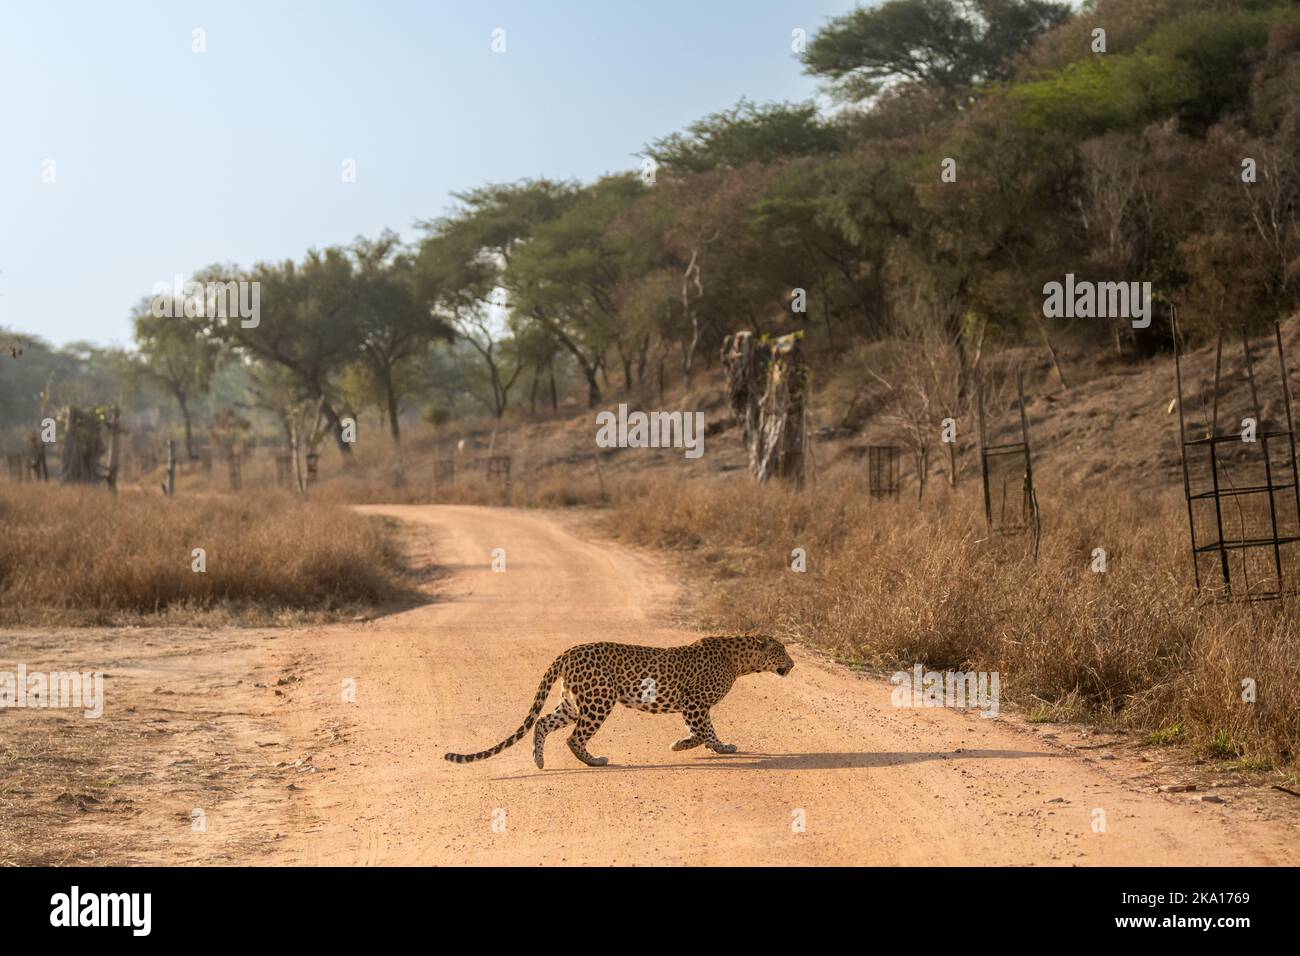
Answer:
xmin=253 ymin=505 xmax=1293 ymax=865
xmin=10 ymin=504 xmax=1295 ymax=865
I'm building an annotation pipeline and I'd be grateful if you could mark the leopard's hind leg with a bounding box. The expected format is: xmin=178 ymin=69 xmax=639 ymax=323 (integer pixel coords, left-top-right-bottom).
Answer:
xmin=566 ymin=695 xmax=612 ymax=767
xmin=533 ymin=698 xmax=576 ymax=769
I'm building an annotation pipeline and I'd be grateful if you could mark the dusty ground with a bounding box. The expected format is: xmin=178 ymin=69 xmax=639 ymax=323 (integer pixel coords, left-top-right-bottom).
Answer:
xmin=2 ymin=504 xmax=1298 ymax=866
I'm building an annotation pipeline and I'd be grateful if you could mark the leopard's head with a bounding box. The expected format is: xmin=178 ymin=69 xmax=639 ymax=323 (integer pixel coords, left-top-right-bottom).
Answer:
xmin=740 ymin=635 xmax=794 ymax=677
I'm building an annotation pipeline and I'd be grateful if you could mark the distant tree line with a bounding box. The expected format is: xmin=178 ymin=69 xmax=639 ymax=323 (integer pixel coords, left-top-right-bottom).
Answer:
xmin=4 ymin=0 xmax=1299 ymax=451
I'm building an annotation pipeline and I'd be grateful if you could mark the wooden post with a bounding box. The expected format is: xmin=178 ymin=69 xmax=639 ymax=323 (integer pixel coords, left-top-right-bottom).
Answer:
xmin=105 ymin=406 xmax=121 ymax=493
xmin=28 ymin=427 xmax=47 ymax=482
xmin=165 ymin=440 xmax=176 ymax=497
xmin=60 ymin=407 xmax=78 ymax=484
xmin=291 ymin=418 xmax=307 ymax=496
xmin=593 ymin=450 xmax=607 ymax=501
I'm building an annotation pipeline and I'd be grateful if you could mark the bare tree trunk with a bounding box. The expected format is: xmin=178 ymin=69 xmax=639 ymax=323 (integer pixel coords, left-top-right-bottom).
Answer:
xmin=385 ymin=374 xmax=402 ymax=443
xmin=682 ymin=248 xmax=703 ymax=387
xmin=60 ymin=407 xmax=104 ymax=485
xmin=315 ymin=392 xmax=352 ymax=458
xmin=105 ymin=406 xmax=121 ymax=492
xmin=290 ymin=417 xmax=306 ymax=496
xmin=722 ymin=332 xmax=809 ymax=487
xmin=174 ymin=390 xmax=196 ymax=461
xmin=28 ymin=428 xmax=47 ymax=482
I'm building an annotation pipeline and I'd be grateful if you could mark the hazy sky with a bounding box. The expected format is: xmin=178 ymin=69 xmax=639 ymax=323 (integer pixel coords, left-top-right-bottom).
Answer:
xmin=1 ymin=0 xmax=859 ymax=348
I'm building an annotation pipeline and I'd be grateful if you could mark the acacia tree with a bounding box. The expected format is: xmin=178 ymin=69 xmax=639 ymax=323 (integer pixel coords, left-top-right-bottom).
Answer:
xmin=643 ymin=99 xmax=842 ymax=174
xmin=350 ymin=232 xmax=455 ymax=441
xmin=514 ymin=323 xmax=564 ymax=412
xmin=417 ymin=234 xmax=526 ymax=418
xmin=417 ymin=180 xmax=578 ymax=415
xmin=642 ymin=166 xmax=778 ymax=385
xmin=802 ymin=0 xmax=1071 ymax=104
xmin=242 ymin=357 xmax=304 ymax=452
xmin=211 ymin=253 xmax=359 ymax=457
xmin=132 ymin=301 xmax=220 ymax=460
xmin=461 ymin=309 xmax=527 ymax=418
xmin=506 ymin=175 xmax=649 ymax=405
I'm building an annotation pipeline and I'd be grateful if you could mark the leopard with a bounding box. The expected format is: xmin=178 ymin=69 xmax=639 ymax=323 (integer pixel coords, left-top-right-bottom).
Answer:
xmin=444 ymin=635 xmax=794 ymax=768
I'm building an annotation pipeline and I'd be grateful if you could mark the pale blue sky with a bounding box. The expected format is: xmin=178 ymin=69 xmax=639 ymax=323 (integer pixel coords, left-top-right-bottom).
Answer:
xmin=0 ymin=0 xmax=860 ymax=347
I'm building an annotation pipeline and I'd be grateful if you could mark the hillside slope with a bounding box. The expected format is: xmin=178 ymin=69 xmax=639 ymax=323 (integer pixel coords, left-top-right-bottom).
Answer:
xmin=344 ymin=318 xmax=1300 ymax=503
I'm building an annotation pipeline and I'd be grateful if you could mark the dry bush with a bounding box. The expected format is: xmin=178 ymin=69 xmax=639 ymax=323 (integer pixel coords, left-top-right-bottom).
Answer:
xmin=0 ymin=485 xmax=408 ymax=624
xmin=601 ymin=467 xmax=1300 ymax=768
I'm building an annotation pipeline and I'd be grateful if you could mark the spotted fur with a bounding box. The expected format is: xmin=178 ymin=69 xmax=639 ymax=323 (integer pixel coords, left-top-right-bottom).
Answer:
xmin=444 ymin=635 xmax=794 ymax=768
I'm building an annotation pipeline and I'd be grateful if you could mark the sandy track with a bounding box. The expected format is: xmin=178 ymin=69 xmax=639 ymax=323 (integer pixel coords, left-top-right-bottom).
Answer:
xmin=248 ymin=504 xmax=1294 ymax=866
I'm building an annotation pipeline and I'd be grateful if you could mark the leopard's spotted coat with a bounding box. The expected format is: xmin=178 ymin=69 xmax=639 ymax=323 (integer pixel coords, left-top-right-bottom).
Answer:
xmin=444 ymin=635 xmax=794 ymax=768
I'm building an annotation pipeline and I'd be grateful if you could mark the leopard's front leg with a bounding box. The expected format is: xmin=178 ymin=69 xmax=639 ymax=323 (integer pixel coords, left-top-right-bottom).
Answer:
xmin=683 ymin=708 xmax=736 ymax=754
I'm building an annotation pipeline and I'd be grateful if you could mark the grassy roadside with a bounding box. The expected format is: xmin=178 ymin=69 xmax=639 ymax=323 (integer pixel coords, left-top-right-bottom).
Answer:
xmin=597 ymin=467 xmax=1300 ymax=773
xmin=7 ymin=456 xmax=1296 ymax=774
xmin=307 ymin=433 xmax=1300 ymax=773
xmin=0 ymin=485 xmax=410 ymax=625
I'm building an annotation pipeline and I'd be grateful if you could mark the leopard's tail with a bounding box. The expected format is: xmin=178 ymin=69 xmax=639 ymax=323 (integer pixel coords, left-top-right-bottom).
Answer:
xmin=444 ymin=653 xmax=565 ymax=764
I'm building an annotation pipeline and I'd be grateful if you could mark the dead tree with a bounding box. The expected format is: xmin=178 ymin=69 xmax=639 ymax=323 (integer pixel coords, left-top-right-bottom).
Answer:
xmin=290 ymin=397 xmax=329 ymax=495
xmin=722 ymin=331 xmax=810 ymax=486
xmin=27 ymin=428 xmax=48 ymax=481
xmin=58 ymin=405 xmax=121 ymax=489
xmin=60 ymin=407 xmax=105 ymax=484
xmin=210 ymin=408 xmax=252 ymax=492
xmin=105 ymin=406 xmax=121 ymax=492
xmin=869 ymin=291 xmax=970 ymax=497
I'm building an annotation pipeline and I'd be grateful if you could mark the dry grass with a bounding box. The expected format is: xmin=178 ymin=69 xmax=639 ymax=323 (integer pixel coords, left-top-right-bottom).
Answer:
xmin=312 ymin=447 xmax=612 ymax=509
xmin=601 ymin=467 xmax=1300 ymax=769
xmin=0 ymin=484 xmax=409 ymax=625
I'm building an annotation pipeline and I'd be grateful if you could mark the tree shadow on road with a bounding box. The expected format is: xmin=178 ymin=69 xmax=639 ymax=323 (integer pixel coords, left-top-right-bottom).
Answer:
xmin=492 ymin=748 xmax=1060 ymax=779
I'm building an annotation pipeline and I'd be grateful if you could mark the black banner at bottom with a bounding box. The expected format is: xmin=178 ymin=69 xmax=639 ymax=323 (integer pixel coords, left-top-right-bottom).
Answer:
xmin=0 ymin=865 xmax=1286 ymax=941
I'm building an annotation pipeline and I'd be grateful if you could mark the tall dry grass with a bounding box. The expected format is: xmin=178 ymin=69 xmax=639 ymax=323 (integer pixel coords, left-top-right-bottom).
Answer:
xmin=602 ymin=467 xmax=1300 ymax=769
xmin=0 ymin=485 xmax=408 ymax=624
xmin=314 ymin=456 xmax=610 ymax=509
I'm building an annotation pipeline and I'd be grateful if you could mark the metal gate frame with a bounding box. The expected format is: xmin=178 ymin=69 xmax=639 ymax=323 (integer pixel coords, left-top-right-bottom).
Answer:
xmin=1175 ymin=320 xmax=1300 ymax=602
xmin=867 ymin=445 xmax=901 ymax=500
xmin=975 ymin=364 xmax=1040 ymax=554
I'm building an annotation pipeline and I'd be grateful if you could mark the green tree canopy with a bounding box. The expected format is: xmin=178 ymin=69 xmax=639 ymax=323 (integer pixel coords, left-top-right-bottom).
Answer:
xmin=644 ymin=99 xmax=843 ymax=174
xmin=803 ymin=0 xmax=1071 ymax=103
